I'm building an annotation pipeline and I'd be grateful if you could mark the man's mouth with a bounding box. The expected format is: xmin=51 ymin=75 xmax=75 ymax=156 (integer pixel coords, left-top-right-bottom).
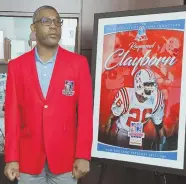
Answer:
xmin=48 ymin=33 xmax=58 ymax=38
xmin=144 ymin=90 xmax=151 ymax=95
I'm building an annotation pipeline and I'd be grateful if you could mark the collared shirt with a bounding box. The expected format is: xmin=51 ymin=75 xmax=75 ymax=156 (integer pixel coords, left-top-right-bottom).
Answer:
xmin=35 ymin=47 xmax=57 ymax=98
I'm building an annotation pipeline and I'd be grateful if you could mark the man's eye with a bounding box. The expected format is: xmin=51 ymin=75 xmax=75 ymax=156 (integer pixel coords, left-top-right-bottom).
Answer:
xmin=42 ymin=18 xmax=49 ymax=23
xmin=55 ymin=19 xmax=61 ymax=24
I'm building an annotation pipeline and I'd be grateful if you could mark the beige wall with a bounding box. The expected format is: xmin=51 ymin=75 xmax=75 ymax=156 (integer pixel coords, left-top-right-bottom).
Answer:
xmin=0 ymin=0 xmax=81 ymax=14
xmin=82 ymin=0 xmax=183 ymax=50
xmin=82 ymin=0 xmax=131 ymax=49
xmin=158 ymin=0 xmax=183 ymax=6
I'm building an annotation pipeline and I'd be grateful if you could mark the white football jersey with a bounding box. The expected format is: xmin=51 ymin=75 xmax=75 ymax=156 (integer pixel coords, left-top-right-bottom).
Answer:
xmin=111 ymin=87 xmax=164 ymax=132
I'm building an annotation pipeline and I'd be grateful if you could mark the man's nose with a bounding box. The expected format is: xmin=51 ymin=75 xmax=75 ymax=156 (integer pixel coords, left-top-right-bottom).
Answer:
xmin=50 ymin=21 xmax=57 ymax=28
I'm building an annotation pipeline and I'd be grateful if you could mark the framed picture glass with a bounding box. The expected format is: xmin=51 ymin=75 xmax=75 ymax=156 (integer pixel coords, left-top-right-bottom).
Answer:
xmin=0 ymin=11 xmax=80 ymax=64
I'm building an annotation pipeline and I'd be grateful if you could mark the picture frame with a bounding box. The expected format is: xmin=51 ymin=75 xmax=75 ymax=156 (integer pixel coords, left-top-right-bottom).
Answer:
xmin=91 ymin=5 xmax=186 ymax=175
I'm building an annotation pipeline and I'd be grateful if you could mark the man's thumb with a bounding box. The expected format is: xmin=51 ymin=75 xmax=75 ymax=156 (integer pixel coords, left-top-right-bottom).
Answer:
xmin=15 ymin=170 xmax=20 ymax=178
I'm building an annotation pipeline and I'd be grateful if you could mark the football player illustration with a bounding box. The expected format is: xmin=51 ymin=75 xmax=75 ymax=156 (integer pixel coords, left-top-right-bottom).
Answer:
xmin=104 ymin=68 xmax=166 ymax=151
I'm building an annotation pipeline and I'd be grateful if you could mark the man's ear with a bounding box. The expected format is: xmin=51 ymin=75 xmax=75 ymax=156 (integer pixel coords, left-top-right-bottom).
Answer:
xmin=30 ymin=23 xmax=36 ymax=32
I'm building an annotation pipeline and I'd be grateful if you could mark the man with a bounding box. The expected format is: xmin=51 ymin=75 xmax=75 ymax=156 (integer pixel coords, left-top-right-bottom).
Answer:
xmin=4 ymin=5 xmax=93 ymax=184
xmin=105 ymin=68 xmax=165 ymax=150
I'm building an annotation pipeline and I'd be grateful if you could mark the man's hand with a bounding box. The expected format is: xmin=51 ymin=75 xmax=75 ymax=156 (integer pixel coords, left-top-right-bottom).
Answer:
xmin=72 ymin=159 xmax=90 ymax=179
xmin=4 ymin=162 xmax=19 ymax=181
xmin=105 ymin=114 xmax=114 ymax=135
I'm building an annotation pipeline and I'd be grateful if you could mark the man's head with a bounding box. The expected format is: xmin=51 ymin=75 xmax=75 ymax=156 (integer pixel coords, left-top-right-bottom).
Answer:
xmin=134 ymin=69 xmax=157 ymax=102
xmin=30 ymin=5 xmax=62 ymax=47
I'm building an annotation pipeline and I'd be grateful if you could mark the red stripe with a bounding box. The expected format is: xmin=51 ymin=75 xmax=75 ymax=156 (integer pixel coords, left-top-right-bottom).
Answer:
xmin=146 ymin=69 xmax=152 ymax=78
xmin=119 ymin=89 xmax=126 ymax=113
xmin=159 ymin=91 xmax=164 ymax=106
xmin=120 ymin=88 xmax=129 ymax=114
xmin=123 ymin=88 xmax=129 ymax=111
xmin=154 ymin=90 xmax=160 ymax=113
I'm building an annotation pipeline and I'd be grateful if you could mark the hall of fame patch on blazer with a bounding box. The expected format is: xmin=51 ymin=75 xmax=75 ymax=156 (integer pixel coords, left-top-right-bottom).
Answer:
xmin=62 ymin=80 xmax=75 ymax=96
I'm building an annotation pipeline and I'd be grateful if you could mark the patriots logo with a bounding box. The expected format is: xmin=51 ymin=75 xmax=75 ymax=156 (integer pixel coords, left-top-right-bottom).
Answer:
xmin=62 ymin=80 xmax=75 ymax=96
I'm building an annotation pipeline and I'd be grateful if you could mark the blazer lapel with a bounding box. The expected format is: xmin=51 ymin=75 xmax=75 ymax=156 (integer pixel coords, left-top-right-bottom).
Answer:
xmin=46 ymin=47 xmax=68 ymax=100
xmin=26 ymin=46 xmax=68 ymax=102
xmin=27 ymin=48 xmax=45 ymax=101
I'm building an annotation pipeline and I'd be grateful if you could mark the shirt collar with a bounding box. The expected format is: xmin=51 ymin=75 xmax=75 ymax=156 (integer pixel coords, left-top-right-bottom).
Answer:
xmin=35 ymin=46 xmax=58 ymax=64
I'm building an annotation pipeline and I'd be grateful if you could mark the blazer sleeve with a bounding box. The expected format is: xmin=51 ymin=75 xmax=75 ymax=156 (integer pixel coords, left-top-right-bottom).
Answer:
xmin=75 ymin=57 xmax=93 ymax=160
xmin=4 ymin=63 xmax=20 ymax=163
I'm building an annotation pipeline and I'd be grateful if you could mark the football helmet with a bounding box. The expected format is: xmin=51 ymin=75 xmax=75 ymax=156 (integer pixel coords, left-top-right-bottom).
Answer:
xmin=134 ymin=69 xmax=156 ymax=98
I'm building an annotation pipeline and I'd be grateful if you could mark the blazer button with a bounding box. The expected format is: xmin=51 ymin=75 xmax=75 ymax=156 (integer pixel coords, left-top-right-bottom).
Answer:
xmin=44 ymin=105 xmax=48 ymax=108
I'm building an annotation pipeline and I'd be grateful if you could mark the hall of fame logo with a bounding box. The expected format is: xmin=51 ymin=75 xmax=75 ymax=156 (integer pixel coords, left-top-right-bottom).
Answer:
xmin=128 ymin=122 xmax=145 ymax=146
xmin=62 ymin=80 xmax=75 ymax=96
xmin=135 ymin=25 xmax=148 ymax=42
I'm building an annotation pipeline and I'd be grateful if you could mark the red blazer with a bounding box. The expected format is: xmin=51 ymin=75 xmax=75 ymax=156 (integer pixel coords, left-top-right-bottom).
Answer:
xmin=4 ymin=46 xmax=93 ymax=174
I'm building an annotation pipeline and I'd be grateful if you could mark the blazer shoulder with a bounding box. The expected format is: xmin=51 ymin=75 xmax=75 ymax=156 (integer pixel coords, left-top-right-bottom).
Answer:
xmin=8 ymin=50 xmax=32 ymax=68
xmin=60 ymin=47 xmax=86 ymax=60
xmin=59 ymin=49 xmax=89 ymax=71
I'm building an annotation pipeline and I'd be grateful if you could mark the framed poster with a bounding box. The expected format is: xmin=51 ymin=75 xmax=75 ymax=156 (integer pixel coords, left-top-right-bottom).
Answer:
xmin=91 ymin=5 xmax=186 ymax=175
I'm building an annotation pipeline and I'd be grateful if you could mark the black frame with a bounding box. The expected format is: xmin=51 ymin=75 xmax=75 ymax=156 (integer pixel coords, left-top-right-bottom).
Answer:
xmin=91 ymin=5 xmax=186 ymax=176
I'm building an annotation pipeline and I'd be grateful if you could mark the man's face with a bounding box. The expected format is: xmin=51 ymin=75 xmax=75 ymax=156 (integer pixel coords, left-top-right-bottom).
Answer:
xmin=31 ymin=9 xmax=62 ymax=47
xmin=144 ymin=82 xmax=155 ymax=96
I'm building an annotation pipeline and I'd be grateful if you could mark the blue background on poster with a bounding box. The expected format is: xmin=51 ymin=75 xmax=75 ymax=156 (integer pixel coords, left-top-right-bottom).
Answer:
xmin=104 ymin=19 xmax=185 ymax=34
xmin=98 ymin=143 xmax=177 ymax=160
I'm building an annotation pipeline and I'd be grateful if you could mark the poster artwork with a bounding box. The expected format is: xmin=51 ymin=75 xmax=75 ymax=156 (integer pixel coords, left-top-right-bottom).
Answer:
xmin=0 ymin=118 xmax=4 ymax=153
xmin=0 ymin=73 xmax=7 ymax=153
xmin=92 ymin=16 xmax=186 ymax=169
xmin=0 ymin=73 xmax=7 ymax=105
